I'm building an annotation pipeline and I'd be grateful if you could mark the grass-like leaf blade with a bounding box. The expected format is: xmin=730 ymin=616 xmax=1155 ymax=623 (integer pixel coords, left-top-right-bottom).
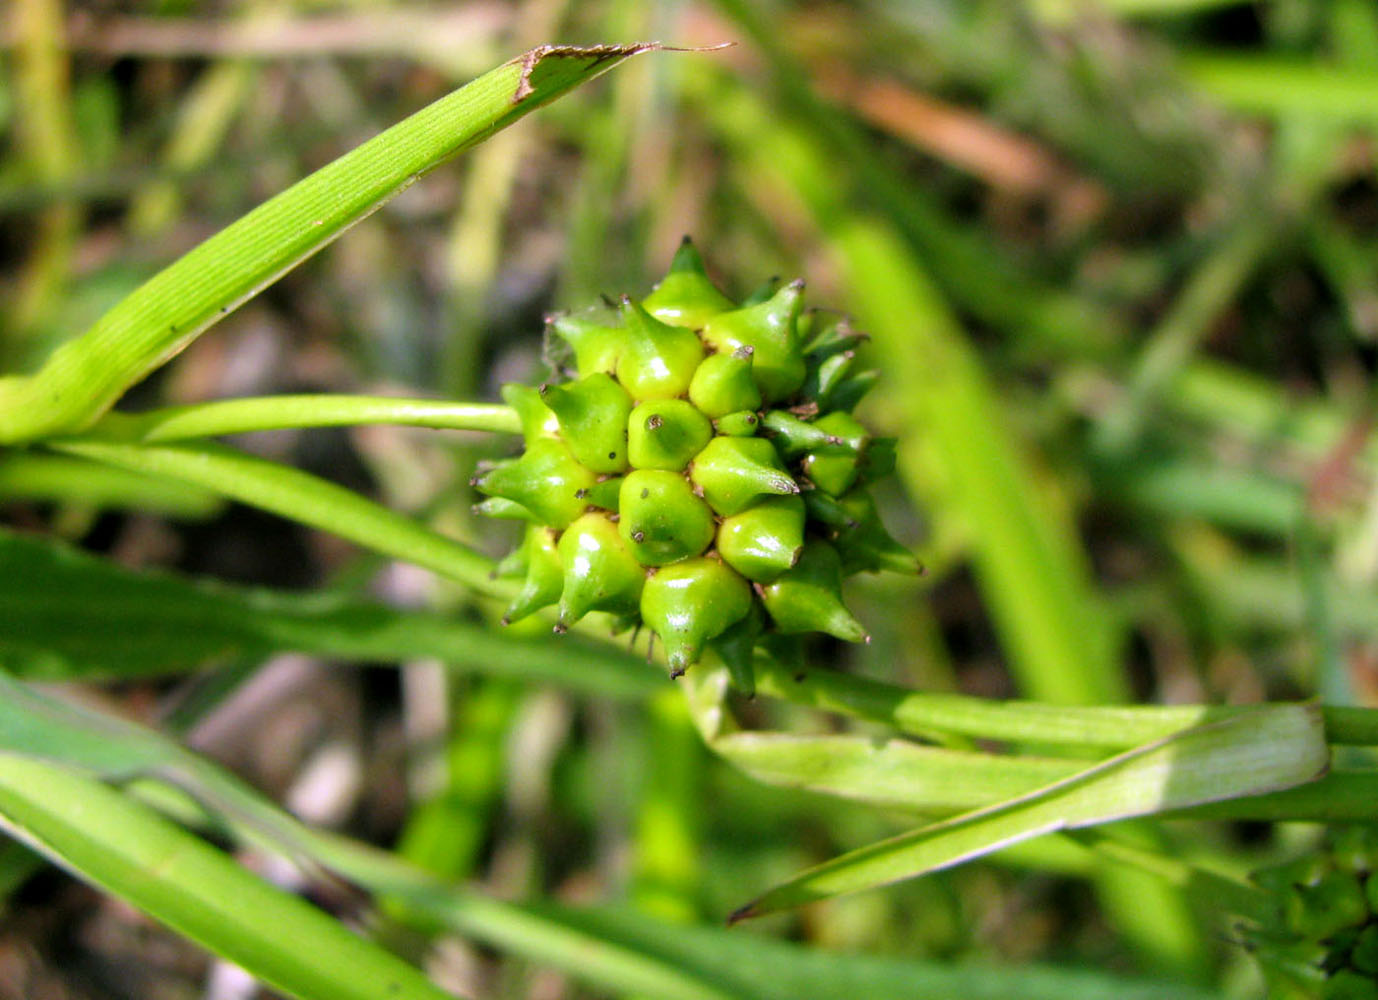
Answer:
xmin=0 ymin=754 xmax=458 ymax=1000
xmin=0 ymin=526 xmax=657 ymax=696
xmin=733 ymin=705 xmax=1328 ymax=920
xmin=0 ymin=44 xmax=657 ymax=444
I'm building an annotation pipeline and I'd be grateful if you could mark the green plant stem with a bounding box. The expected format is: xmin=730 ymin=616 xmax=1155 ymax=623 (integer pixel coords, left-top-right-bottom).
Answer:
xmin=752 ymin=659 xmax=1378 ymax=749
xmin=89 ymin=397 xmax=521 ymax=441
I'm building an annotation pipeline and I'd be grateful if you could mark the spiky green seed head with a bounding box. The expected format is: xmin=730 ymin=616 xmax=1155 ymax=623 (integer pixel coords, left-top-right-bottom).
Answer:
xmin=476 ymin=240 xmax=914 ymax=678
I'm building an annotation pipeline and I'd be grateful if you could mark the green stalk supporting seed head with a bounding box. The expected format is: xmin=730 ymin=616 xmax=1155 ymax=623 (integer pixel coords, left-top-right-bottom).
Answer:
xmin=473 ymin=239 xmax=918 ymax=681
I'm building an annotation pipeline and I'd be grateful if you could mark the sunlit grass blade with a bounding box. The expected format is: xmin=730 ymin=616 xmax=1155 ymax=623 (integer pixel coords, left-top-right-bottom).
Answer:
xmin=0 ymin=44 xmax=659 ymax=443
xmin=0 ymin=526 xmax=657 ymax=696
xmin=712 ymin=731 xmax=1087 ymax=813
xmin=731 ymin=705 xmax=1328 ymax=920
xmin=0 ymin=754 xmax=458 ymax=1000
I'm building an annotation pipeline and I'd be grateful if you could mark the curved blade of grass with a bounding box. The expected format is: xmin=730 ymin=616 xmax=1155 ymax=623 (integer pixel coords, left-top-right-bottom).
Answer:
xmin=0 ymin=755 xmax=458 ymax=1000
xmin=731 ymin=705 xmax=1328 ymax=920
xmin=0 ymin=526 xmax=658 ymax=695
xmin=0 ymin=677 xmax=1223 ymax=1000
xmin=91 ymin=397 xmax=521 ymax=441
xmin=750 ymin=660 xmax=1378 ymax=750
xmin=0 ymin=43 xmax=659 ymax=444
xmin=712 ymin=732 xmax=1088 ymax=813
xmin=48 ymin=438 xmax=500 ymax=593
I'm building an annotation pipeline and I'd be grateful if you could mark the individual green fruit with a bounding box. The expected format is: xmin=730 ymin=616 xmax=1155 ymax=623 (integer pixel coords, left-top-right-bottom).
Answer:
xmin=741 ymin=275 xmax=781 ymax=306
xmin=1324 ymin=970 xmax=1378 ymax=1000
xmin=688 ymin=347 xmax=761 ymax=417
xmin=689 ymin=436 xmax=799 ymax=516
xmin=802 ymin=410 xmax=870 ymax=496
xmin=555 ymin=512 xmax=645 ymax=628
xmin=548 ymin=311 xmax=624 ymax=378
xmin=1284 ymin=870 xmax=1370 ymax=941
xmin=640 ymin=557 xmax=752 ymax=677
xmin=541 ymin=373 xmax=633 ymax=474
xmin=627 ymin=399 xmax=713 ymax=471
xmin=1353 ymin=925 xmax=1378 ymax=975
xmin=585 ymin=476 xmax=622 ymax=512
xmin=618 ymin=470 xmax=716 ymax=566
xmin=503 ymin=526 xmax=562 ymax=625
xmin=472 ymin=496 xmax=536 ymax=522
xmin=616 ymin=297 xmax=705 ymax=400
xmin=802 ymin=349 xmax=856 ymax=409
xmin=717 ymin=494 xmax=805 ymax=582
xmin=501 ymin=383 xmax=559 ymax=442
xmin=760 ymin=541 xmax=869 ymax=643
xmin=761 ymin=409 xmax=857 ymax=459
xmin=714 ymin=410 xmax=760 ymax=437
xmin=641 ymin=237 xmax=736 ymax=329
xmin=828 ymin=370 xmax=881 ymax=415
xmin=702 ymin=280 xmax=806 ymax=403
xmin=801 ymin=312 xmax=867 ymax=359
xmin=806 ymin=488 xmax=920 ymax=575
xmin=471 ymin=438 xmax=596 ymax=529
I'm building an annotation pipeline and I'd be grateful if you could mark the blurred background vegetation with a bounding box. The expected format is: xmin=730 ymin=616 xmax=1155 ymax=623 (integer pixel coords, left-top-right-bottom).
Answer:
xmin=4 ymin=0 xmax=1378 ymax=997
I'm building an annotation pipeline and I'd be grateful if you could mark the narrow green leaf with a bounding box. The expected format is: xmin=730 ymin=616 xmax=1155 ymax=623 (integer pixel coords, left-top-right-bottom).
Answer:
xmin=48 ymin=438 xmax=499 ymax=592
xmin=0 ymin=526 xmax=659 ymax=696
xmin=0 ymin=451 xmax=222 ymax=516
xmin=733 ymin=706 xmax=1328 ymax=919
xmin=0 ymin=677 xmax=1221 ymax=1000
xmin=712 ymin=731 xmax=1088 ymax=813
xmin=0 ymin=754 xmax=457 ymax=1000
xmin=0 ymin=44 xmax=659 ymax=443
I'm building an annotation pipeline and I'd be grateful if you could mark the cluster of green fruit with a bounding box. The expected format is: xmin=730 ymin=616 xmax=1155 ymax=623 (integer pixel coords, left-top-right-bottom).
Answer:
xmin=473 ymin=238 xmax=917 ymax=683
xmin=1244 ymin=827 xmax=1378 ymax=999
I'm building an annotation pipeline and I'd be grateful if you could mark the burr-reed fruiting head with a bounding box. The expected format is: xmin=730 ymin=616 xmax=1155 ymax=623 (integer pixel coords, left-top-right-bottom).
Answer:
xmin=477 ymin=238 xmax=917 ymax=683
